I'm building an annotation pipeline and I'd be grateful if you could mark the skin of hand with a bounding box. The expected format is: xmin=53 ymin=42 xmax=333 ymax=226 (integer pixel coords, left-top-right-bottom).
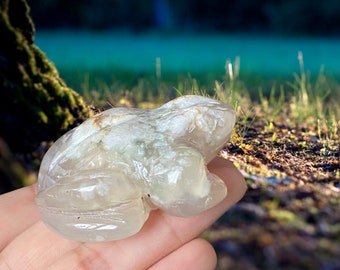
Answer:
xmin=0 ymin=157 xmax=246 ymax=270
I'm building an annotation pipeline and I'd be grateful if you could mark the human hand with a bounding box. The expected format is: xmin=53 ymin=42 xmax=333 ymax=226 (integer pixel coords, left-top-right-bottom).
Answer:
xmin=0 ymin=157 xmax=246 ymax=270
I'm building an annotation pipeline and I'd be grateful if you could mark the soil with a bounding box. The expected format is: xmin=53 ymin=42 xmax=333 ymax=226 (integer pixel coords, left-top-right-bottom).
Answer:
xmin=206 ymin=116 xmax=340 ymax=270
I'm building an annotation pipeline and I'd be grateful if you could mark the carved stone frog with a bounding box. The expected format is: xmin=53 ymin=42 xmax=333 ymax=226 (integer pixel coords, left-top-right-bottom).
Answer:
xmin=37 ymin=95 xmax=235 ymax=242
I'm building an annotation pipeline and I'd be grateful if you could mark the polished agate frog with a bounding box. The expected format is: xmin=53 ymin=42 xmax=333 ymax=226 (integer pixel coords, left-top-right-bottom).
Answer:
xmin=36 ymin=95 xmax=235 ymax=242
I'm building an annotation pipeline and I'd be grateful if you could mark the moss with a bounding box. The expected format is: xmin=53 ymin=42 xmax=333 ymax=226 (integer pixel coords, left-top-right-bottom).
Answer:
xmin=0 ymin=137 xmax=27 ymax=192
xmin=0 ymin=0 xmax=91 ymax=153
xmin=270 ymin=209 xmax=296 ymax=223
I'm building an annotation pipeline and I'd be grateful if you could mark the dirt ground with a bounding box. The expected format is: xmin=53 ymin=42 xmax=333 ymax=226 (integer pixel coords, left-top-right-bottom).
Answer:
xmin=206 ymin=117 xmax=340 ymax=270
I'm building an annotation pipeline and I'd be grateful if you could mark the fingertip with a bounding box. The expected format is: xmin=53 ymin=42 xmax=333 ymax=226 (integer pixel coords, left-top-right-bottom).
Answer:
xmin=208 ymin=157 xmax=247 ymax=203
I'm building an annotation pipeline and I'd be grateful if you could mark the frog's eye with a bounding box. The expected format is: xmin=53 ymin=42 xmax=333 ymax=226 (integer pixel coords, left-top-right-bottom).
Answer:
xmin=36 ymin=95 xmax=235 ymax=242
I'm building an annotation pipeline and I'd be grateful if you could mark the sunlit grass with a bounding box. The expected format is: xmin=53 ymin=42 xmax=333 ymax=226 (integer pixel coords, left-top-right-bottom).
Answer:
xmin=70 ymin=53 xmax=339 ymax=143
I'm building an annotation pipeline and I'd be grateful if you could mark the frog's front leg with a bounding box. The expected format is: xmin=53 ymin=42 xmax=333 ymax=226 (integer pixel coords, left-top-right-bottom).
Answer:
xmin=146 ymin=145 xmax=227 ymax=217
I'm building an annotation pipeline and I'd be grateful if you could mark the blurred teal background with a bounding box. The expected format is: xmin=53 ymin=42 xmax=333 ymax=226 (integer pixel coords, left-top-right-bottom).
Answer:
xmin=28 ymin=0 xmax=340 ymax=91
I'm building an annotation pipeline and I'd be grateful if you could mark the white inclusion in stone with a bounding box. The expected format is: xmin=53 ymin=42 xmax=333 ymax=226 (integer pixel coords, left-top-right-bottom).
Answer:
xmin=37 ymin=95 xmax=235 ymax=242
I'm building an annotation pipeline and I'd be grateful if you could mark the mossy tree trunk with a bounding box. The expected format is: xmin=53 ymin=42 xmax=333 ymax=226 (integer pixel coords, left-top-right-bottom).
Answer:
xmin=0 ymin=0 xmax=92 ymax=192
xmin=0 ymin=0 xmax=91 ymax=152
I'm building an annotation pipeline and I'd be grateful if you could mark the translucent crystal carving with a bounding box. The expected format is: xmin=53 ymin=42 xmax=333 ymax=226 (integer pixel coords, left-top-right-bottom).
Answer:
xmin=36 ymin=95 xmax=235 ymax=242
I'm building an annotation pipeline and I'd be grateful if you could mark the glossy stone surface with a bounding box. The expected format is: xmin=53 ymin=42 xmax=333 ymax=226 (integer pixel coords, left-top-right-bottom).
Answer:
xmin=36 ymin=95 xmax=235 ymax=242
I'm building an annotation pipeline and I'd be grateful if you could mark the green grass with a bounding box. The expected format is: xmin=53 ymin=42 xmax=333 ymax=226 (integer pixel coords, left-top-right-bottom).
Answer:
xmin=60 ymin=53 xmax=339 ymax=141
